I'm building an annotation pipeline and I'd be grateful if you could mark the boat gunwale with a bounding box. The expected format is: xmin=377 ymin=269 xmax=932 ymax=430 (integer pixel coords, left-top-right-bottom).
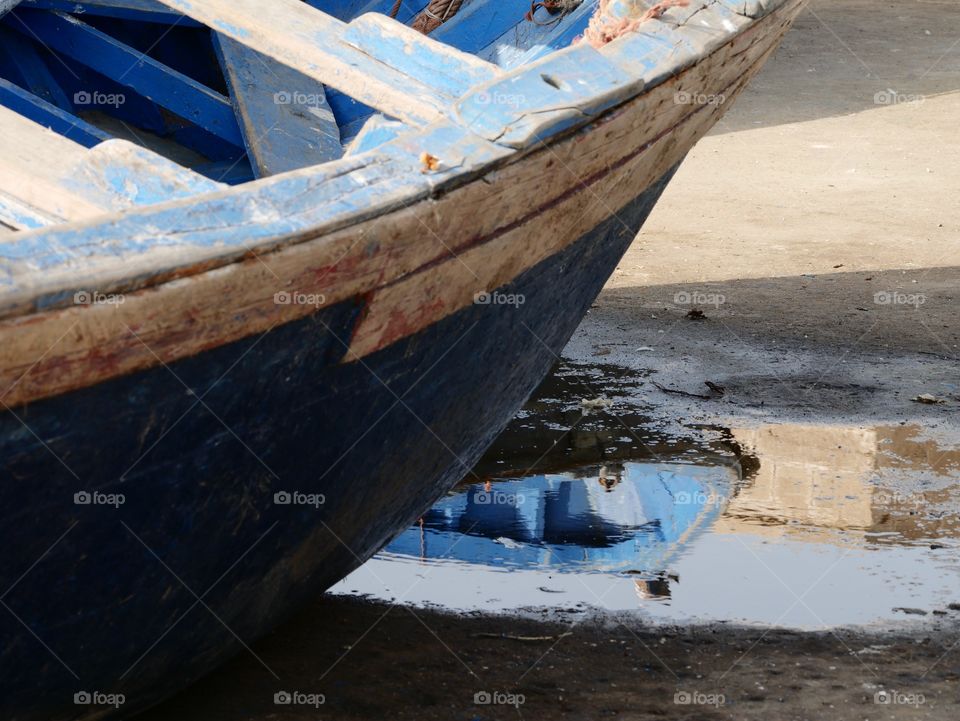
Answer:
xmin=0 ymin=0 xmax=800 ymax=322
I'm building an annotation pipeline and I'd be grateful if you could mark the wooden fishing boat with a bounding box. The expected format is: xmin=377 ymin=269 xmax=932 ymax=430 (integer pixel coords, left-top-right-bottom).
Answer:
xmin=0 ymin=0 xmax=805 ymax=717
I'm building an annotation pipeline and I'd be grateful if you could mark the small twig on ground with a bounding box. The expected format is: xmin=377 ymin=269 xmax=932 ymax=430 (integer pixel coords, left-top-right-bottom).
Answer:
xmin=653 ymin=382 xmax=713 ymax=400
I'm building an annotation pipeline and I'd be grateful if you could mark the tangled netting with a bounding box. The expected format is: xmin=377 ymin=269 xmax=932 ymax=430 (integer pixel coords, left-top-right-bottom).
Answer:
xmin=581 ymin=0 xmax=690 ymax=48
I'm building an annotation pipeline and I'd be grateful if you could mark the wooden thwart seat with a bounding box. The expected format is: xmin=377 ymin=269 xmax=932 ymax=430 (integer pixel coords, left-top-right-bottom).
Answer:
xmin=0 ymin=105 xmax=223 ymax=229
xmin=154 ymin=0 xmax=501 ymax=127
xmin=213 ymin=34 xmax=343 ymax=177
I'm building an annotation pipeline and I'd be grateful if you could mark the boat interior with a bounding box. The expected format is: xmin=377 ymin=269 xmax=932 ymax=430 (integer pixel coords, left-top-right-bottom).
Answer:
xmin=0 ymin=0 xmax=612 ymax=235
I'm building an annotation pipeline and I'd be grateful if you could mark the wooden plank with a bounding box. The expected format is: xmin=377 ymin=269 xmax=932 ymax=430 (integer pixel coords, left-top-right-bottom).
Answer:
xmin=479 ymin=0 xmax=598 ymax=68
xmin=344 ymin=115 xmax=409 ymax=156
xmin=0 ymin=190 xmax=58 ymax=230
xmin=431 ymin=0 xmax=529 ymax=55
xmin=19 ymin=0 xmax=199 ymax=24
xmin=341 ymin=14 xmax=498 ymax=98
xmin=0 ymin=104 xmax=224 ymax=224
xmin=456 ymin=44 xmax=638 ymax=148
xmin=152 ymin=0 xmax=473 ymax=126
xmin=0 ymin=26 xmax=73 ymax=110
xmin=213 ymin=34 xmax=341 ymax=177
xmin=7 ymin=8 xmax=244 ymax=146
xmin=0 ymin=76 xmax=109 ymax=147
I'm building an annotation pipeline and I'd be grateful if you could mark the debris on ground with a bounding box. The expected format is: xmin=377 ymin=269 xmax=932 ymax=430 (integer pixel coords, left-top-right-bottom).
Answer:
xmin=912 ymin=394 xmax=947 ymax=404
xmin=653 ymin=382 xmax=713 ymax=400
xmin=705 ymin=381 xmax=725 ymax=395
xmin=580 ymin=396 xmax=613 ymax=412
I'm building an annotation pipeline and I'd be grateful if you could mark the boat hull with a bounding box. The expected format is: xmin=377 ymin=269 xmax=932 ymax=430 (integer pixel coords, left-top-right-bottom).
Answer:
xmin=0 ymin=163 xmax=679 ymax=720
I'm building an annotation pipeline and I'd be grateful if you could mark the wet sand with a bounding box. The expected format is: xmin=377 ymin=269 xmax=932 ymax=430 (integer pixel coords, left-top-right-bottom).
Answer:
xmin=145 ymin=1 xmax=960 ymax=719
xmin=139 ymin=594 xmax=960 ymax=720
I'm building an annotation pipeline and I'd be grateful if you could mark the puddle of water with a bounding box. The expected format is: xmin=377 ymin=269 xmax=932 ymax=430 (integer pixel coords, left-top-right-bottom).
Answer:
xmin=333 ymin=363 xmax=960 ymax=629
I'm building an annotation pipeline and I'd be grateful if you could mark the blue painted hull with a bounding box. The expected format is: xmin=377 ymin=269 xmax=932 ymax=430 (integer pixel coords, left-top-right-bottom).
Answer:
xmin=0 ymin=164 xmax=679 ymax=720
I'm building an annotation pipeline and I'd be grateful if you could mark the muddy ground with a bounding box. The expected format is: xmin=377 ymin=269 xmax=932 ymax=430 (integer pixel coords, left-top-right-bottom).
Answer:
xmin=145 ymin=1 xmax=960 ymax=719
xmin=144 ymin=595 xmax=960 ymax=720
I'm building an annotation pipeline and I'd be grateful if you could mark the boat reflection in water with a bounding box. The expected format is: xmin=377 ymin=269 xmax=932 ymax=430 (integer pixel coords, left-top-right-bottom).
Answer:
xmin=387 ymin=461 xmax=731 ymax=579
xmin=335 ymin=362 xmax=960 ymax=626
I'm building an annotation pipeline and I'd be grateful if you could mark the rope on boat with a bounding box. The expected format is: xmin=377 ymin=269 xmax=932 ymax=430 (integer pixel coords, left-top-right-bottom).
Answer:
xmin=525 ymin=0 xmax=583 ymax=25
xmin=581 ymin=0 xmax=689 ymax=48
xmin=411 ymin=0 xmax=465 ymax=34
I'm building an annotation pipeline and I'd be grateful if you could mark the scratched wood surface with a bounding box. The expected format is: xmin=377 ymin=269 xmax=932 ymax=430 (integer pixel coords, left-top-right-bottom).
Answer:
xmin=214 ymin=34 xmax=343 ymax=177
xmin=153 ymin=0 xmax=499 ymax=126
xmin=0 ymin=0 xmax=804 ymax=408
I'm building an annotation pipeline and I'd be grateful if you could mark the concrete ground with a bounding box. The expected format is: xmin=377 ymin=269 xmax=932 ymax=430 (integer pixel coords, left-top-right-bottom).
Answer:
xmin=567 ymin=0 xmax=960 ymax=430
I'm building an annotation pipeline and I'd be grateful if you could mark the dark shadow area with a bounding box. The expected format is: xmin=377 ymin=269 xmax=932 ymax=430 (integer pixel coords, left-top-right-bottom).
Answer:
xmin=600 ymin=265 xmax=960 ymax=357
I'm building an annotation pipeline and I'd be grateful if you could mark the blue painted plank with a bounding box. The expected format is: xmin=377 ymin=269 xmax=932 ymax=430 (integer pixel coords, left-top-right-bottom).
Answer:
xmin=514 ymin=1 xmax=599 ymax=66
xmin=479 ymin=0 xmax=598 ymax=68
xmin=153 ymin=0 xmax=452 ymax=126
xmin=171 ymin=125 xmax=247 ymax=162
xmin=431 ymin=0 xmax=529 ymax=54
xmin=302 ymin=0 xmax=363 ymax=22
xmin=6 ymin=8 xmax=244 ymax=146
xmin=0 ymin=76 xmax=109 ymax=146
xmin=195 ymin=158 xmax=256 ymax=185
xmin=324 ymin=89 xmax=375 ymax=134
xmin=0 ymin=26 xmax=73 ymax=110
xmin=457 ymin=44 xmax=637 ymax=148
xmin=213 ymin=33 xmax=341 ymax=177
xmin=342 ymin=14 xmax=498 ymax=98
xmin=18 ymin=0 xmax=198 ymax=25
xmin=344 ymin=114 xmax=408 ymax=155
xmin=0 ymin=193 xmax=56 ymax=230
